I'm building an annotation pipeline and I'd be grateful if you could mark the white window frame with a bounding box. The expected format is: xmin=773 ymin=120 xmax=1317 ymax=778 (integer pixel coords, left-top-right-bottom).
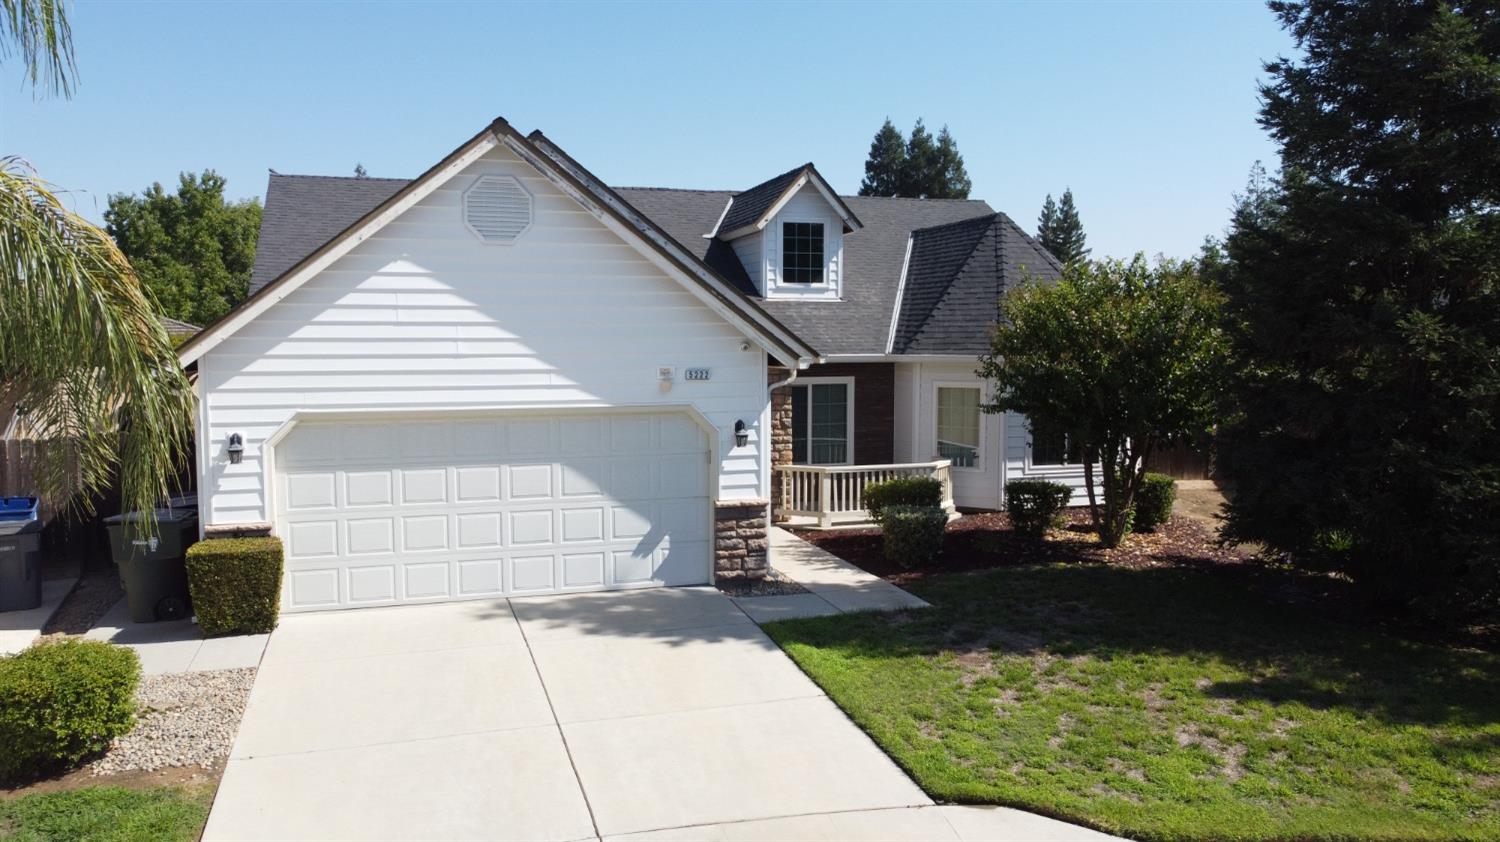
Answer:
xmin=789 ymin=376 xmax=855 ymax=466
xmin=932 ymin=381 xmax=984 ymax=473
xmin=1024 ymin=418 xmax=1086 ymax=474
xmin=767 ymin=214 xmax=840 ymax=300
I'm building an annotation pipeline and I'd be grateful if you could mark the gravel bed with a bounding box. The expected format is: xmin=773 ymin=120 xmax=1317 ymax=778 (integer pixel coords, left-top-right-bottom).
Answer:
xmin=40 ymin=570 xmax=123 ymax=637
xmin=716 ymin=569 xmax=810 ymax=597
xmin=90 ymin=667 xmax=256 ymax=774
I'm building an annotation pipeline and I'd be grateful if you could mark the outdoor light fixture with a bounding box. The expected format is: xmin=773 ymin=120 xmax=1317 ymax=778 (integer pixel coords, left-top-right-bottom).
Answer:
xmin=227 ymin=433 xmax=244 ymax=465
xmin=734 ymin=420 xmax=749 ymax=448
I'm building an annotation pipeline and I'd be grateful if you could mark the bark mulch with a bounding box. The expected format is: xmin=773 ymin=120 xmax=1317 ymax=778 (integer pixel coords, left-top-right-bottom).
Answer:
xmin=791 ymin=510 xmax=1249 ymax=588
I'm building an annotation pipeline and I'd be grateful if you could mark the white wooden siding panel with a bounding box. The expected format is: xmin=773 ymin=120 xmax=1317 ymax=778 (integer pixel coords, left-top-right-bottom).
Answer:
xmin=199 ymin=144 xmax=767 ymax=526
xmin=1004 ymin=411 xmax=1097 ymax=505
xmin=731 ymin=231 xmax=765 ymax=294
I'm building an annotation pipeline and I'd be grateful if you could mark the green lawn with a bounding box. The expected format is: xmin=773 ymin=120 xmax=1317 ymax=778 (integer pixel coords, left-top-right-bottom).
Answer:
xmin=764 ymin=564 xmax=1500 ymax=841
xmin=0 ymin=785 xmax=212 ymax=842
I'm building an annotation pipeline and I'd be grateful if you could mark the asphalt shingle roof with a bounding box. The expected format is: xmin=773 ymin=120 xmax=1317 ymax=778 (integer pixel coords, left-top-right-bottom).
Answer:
xmin=893 ymin=214 xmax=1063 ymax=354
xmin=713 ymin=165 xmax=808 ymax=235
xmin=247 ymin=172 xmax=1016 ymax=356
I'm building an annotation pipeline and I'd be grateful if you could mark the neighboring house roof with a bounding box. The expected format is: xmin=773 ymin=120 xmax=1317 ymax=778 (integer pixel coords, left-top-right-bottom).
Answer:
xmin=160 ymin=316 xmax=201 ymax=337
xmin=243 ymin=133 xmax=1050 ymax=359
xmin=194 ymin=118 xmax=818 ymax=369
xmin=890 ymin=214 xmax=1062 ymax=355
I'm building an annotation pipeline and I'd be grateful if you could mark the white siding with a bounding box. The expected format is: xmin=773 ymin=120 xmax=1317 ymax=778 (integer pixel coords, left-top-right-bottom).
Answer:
xmin=763 ymin=184 xmax=843 ymax=300
xmin=731 ymin=231 xmax=764 ymax=294
xmin=198 ymin=144 xmax=769 ymax=528
xmin=898 ymin=359 xmax=1095 ymax=508
xmin=1004 ymin=412 xmax=1097 ymax=506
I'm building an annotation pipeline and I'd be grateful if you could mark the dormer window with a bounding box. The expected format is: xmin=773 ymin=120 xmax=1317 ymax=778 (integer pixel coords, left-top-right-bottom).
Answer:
xmin=782 ymin=222 xmax=825 ymax=284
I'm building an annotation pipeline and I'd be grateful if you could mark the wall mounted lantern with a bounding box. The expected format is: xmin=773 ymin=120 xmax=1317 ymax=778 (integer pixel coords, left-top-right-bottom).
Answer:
xmin=733 ymin=420 xmax=749 ymax=449
xmin=227 ymin=433 xmax=244 ymax=464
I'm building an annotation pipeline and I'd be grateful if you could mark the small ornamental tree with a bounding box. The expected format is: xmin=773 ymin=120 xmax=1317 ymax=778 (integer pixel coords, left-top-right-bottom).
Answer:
xmin=979 ymin=256 xmax=1229 ymax=547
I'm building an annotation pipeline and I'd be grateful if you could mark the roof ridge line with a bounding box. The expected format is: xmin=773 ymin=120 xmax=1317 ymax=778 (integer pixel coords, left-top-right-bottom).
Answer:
xmin=270 ymin=173 xmax=413 ymax=182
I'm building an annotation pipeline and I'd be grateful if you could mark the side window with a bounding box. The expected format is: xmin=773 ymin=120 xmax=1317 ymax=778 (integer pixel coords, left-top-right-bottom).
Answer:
xmin=1031 ymin=421 xmax=1082 ymax=466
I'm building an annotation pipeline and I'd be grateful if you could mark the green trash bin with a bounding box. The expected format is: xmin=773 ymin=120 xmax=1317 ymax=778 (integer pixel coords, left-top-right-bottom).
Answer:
xmin=103 ymin=509 xmax=198 ymax=623
xmin=0 ymin=519 xmax=44 ymax=612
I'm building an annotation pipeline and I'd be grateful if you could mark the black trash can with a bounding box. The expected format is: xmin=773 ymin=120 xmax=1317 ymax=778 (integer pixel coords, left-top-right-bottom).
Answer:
xmin=0 ymin=519 xmax=44 ymax=612
xmin=103 ymin=509 xmax=199 ymax=623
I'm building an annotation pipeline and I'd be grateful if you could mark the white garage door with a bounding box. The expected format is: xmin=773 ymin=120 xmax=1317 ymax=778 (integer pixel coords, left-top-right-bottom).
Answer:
xmin=273 ymin=411 xmax=711 ymax=611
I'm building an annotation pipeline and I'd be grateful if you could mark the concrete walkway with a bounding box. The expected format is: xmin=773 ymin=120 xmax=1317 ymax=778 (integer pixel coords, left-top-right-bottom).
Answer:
xmin=0 ymin=578 xmax=74 ymax=655
xmin=730 ymin=527 xmax=928 ymax=623
xmin=205 ymin=588 xmax=1117 ymax=841
xmin=84 ymin=598 xmax=268 ymax=674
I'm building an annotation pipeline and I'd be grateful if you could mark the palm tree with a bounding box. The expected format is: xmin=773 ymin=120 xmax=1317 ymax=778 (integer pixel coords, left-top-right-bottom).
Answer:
xmin=1 ymin=0 xmax=194 ymax=526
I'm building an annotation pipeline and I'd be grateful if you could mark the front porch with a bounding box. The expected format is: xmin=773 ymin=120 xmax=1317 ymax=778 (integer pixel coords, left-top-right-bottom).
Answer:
xmin=775 ymin=460 xmax=957 ymax=528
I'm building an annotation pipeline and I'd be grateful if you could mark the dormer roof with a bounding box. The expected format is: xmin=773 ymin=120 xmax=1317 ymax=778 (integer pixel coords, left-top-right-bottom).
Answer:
xmin=713 ymin=164 xmax=862 ymax=239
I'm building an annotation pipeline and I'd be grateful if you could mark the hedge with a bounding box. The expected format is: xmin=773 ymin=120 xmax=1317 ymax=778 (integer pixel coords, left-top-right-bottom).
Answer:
xmin=882 ymin=504 xmax=949 ymax=568
xmin=863 ymin=477 xmax=943 ymax=525
xmin=185 ymin=537 xmax=284 ymax=636
xmin=1131 ymin=473 xmax=1177 ymax=532
xmin=1005 ymin=479 xmax=1073 ymax=537
xmin=0 ymin=639 xmax=140 ymax=782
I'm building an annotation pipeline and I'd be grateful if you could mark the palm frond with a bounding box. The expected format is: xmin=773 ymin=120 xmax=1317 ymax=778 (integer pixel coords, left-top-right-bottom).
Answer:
xmin=0 ymin=0 xmax=75 ymax=98
xmin=0 ymin=159 xmax=194 ymax=534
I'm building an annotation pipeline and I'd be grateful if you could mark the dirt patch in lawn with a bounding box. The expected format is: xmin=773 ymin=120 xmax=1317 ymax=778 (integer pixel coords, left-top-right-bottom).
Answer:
xmin=40 ymin=569 xmax=123 ymax=638
xmin=1 ymin=763 xmax=218 ymax=800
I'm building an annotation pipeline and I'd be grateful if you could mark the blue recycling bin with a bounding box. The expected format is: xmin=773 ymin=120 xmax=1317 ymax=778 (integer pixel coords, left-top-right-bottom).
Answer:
xmin=0 ymin=496 xmax=39 ymax=523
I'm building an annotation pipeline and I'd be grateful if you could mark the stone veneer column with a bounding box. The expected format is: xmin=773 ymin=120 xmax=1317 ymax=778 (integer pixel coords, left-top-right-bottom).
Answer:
xmin=713 ymin=500 xmax=769 ymax=581
xmin=768 ymin=367 xmax=794 ymax=522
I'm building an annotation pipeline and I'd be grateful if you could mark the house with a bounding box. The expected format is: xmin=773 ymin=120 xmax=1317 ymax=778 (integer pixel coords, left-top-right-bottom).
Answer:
xmin=176 ymin=118 xmax=1090 ymax=613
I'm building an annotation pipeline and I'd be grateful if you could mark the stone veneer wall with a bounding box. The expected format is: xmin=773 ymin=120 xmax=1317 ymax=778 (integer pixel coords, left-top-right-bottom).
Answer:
xmin=768 ymin=367 xmax=794 ymax=521
xmin=713 ymin=500 xmax=769 ymax=581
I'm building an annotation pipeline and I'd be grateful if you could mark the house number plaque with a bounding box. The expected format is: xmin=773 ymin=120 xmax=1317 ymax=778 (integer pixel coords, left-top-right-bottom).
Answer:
xmin=684 ymin=368 xmax=712 ymax=381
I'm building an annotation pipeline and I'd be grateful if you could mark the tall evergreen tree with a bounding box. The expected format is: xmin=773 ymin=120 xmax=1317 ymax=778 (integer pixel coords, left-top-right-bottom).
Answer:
xmin=1216 ymin=1 xmax=1500 ymax=616
xmin=858 ymin=119 xmax=906 ymax=197
xmin=931 ymin=125 xmax=972 ymax=199
xmin=1036 ymin=188 xmax=1089 ymax=264
xmin=901 ymin=119 xmax=939 ymax=199
xmin=353 ymin=162 xmax=368 ymax=179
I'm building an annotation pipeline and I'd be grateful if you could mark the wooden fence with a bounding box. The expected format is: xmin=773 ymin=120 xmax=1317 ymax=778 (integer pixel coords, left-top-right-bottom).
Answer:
xmin=1145 ymin=438 xmax=1214 ymax=480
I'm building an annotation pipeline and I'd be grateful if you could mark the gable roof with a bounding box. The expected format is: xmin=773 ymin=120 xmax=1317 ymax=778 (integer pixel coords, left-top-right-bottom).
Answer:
xmin=249 ymin=175 xmax=407 ymax=294
xmin=185 ymin=118 xmax=818 ymax=369
xmin=714 ymin=164 xmax=862 ymax=239
xmin=890 ymin=214 xmax=1063 ymax=355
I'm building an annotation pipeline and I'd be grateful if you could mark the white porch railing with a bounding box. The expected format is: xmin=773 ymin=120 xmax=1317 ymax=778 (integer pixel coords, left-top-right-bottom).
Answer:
xmin=776 ymin=460 xmax=956 ymax=528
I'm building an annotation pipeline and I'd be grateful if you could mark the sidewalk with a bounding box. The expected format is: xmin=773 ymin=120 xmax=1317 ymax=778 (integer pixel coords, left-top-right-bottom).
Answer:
xmin=730 ymin=527 xmax=928 ymax=624
xmin=84 ymin=598 xmax=268 ymax=674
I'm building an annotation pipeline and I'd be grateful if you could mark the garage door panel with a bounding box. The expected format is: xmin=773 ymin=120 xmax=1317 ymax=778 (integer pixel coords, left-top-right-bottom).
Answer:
xmin=275 ymin=411 xmax=711 ymax=611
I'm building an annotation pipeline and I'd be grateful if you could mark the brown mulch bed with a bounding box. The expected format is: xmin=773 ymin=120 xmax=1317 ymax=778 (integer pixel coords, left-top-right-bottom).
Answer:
xmin=793 ymin=510 xmax=1246 ymax=588
xmin=794 ymin=510 xmax=1500 ymax=652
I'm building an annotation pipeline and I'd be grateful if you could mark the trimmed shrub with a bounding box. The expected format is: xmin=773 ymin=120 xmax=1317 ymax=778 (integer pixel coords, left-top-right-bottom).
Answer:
xmin=0 ymin=639 xmax=140 ymax=782
xmin=882 ymin=505 xmax=949 ymax=568
xmin=863 ymin=477 xmax=943 ymax=525
xmin=186 ymin=537 xmax=285 ymax=636
xmin=1131 ymin=473 xmax=1177 ymax=533
xmin=1005 ymin=480 xmax=1073 ymax=537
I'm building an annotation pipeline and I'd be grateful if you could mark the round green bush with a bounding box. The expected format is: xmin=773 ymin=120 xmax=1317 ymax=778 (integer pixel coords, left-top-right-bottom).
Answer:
xmin=863 ymin=477 xmax=944 ymax=526
xmin=0 ymin=639 xmax=140 ymax=782
xmin=1005 ymin=479 xmax=1073 ymax=537
xmin=882 ymin=504 xmax=949 ymax=568
xmin=1131 ymin=473 xmax=1177 ymax=533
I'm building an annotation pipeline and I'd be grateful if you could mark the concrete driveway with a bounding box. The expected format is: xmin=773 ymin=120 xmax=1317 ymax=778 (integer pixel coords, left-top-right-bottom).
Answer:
xmin=204 ymin=586 xmax=1118 ymax=841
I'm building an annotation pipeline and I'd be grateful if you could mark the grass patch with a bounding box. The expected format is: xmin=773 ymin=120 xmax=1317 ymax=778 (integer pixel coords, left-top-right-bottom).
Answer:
xmin=0 ymin=785 xmax=212 ymax=842
xmin=764 ymin=565 xmax=1500 ymax=841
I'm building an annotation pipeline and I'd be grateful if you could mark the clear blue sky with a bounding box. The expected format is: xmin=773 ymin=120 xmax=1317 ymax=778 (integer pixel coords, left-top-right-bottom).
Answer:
xmin=2 ymin=0 xmax=1292 ymax=260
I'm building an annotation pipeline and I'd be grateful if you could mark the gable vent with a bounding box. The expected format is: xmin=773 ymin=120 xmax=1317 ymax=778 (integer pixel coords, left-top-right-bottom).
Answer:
xmin=462 ymin=175 xmax=533 ymax=243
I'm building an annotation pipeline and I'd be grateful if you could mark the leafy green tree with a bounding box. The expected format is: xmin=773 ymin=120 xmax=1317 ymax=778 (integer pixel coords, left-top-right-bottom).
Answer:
xmin=354 ymin=163 xmax=368 ymax=179
xmin=1215 ymin=1 xmax=1500 ymax=615
xmin=1036 ymin=188 xmax=1089 ymax=264
xmin=858 ymin=119 xmax=906 ymax=197
xmin=980 ymin=256 xmax=1229 ymax=547
xmin=0 ymin=0 xmax=194 ymax=525
xmin=105 ymin=172 xmax=262 ymax=325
